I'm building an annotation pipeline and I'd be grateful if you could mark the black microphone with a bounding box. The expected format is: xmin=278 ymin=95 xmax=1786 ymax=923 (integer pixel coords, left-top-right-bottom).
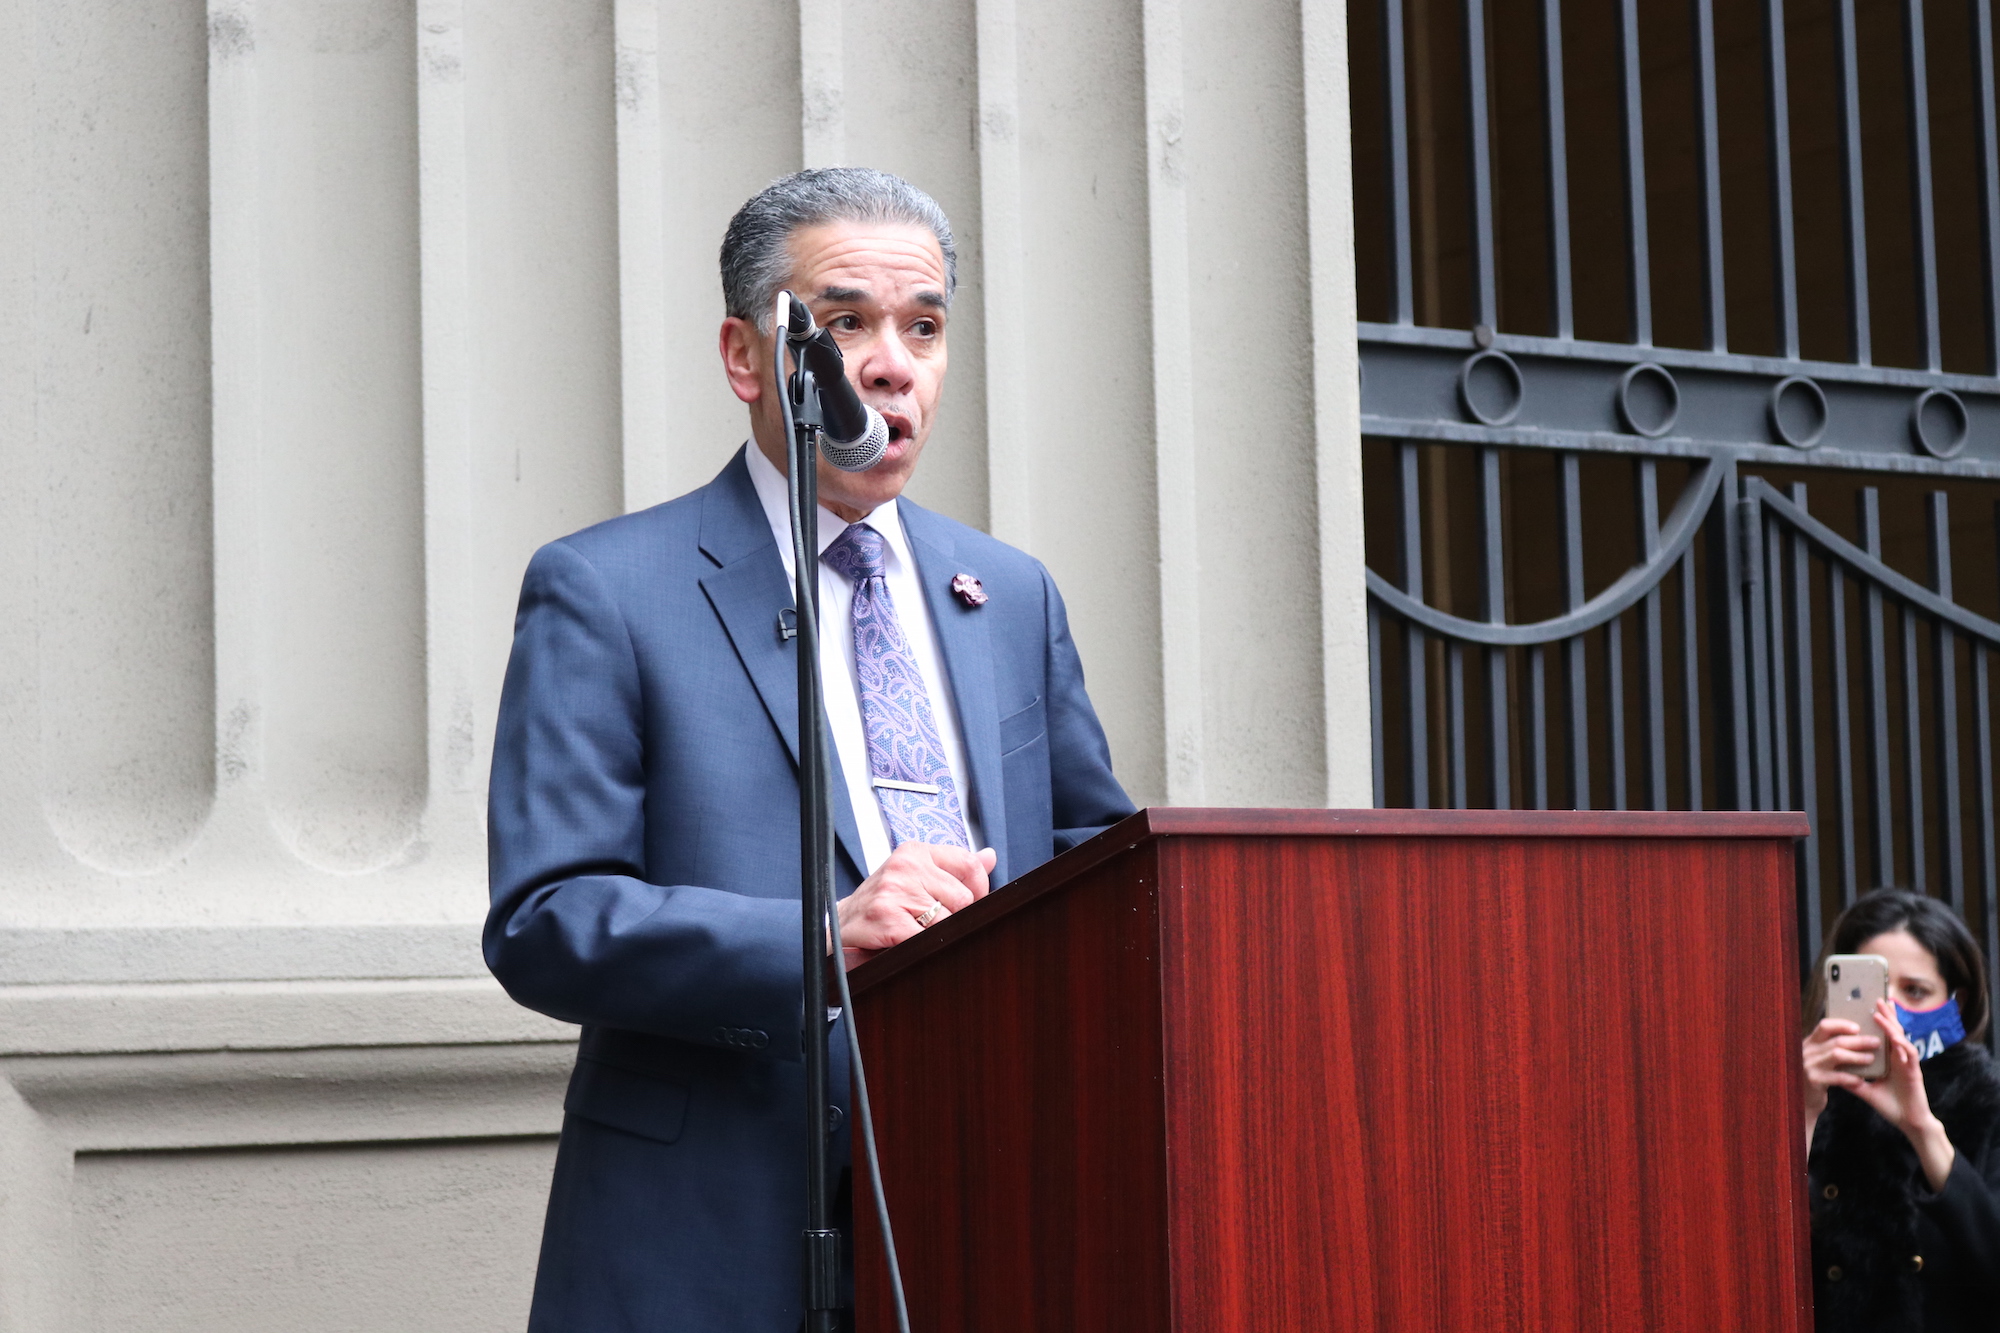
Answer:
xmin=781 ymin=294 xmax=889 ymax=471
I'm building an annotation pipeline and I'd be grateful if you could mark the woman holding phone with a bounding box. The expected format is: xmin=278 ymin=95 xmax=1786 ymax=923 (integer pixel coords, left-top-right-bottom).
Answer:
xmin=1801 ymin=888 xmax=2000 ymax=1332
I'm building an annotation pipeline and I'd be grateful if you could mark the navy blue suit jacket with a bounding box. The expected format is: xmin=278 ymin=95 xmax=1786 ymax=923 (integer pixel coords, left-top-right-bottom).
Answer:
xmin=486 ymin=448 xmax=1133 ymax=1331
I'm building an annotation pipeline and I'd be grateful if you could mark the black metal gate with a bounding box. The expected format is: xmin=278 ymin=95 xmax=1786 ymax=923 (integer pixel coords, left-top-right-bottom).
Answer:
xmin=1351 ymin=0 xmax=2000 ymax=1029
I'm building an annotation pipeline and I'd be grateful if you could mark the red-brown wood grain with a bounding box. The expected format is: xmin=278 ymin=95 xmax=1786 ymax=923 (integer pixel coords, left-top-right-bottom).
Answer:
xmin=852 ymin=839 xmax=1172 ymax=1329
xmin=853 ymin=809 xmax=1810 ymax=1333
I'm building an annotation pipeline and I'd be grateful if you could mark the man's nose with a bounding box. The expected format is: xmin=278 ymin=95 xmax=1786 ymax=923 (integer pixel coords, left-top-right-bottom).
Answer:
xmin=854 ymin=329 xmax=916 ymax=397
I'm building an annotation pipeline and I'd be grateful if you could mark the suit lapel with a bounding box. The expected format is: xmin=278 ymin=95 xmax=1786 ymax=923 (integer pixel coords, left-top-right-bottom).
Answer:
xmin=697 ymin=449 xmax=868 ymax=887
xmin=901 ymin=501 xmax=1010 ymax=883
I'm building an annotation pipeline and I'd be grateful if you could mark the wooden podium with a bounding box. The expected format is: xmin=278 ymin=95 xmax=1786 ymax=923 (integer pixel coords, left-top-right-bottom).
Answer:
xmin=849 ymin=807 xmax=1813 ymax=1332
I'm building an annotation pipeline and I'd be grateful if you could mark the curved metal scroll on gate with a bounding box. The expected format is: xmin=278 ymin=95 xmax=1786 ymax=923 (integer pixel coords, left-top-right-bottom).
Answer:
xmin=1365 ymin=443 xmax=1736 ymax=819
xmin=1741 ymin=478 xmax=2000 ymax=995
xmin=1365 ymin=442 xmax=2000 ymax=1025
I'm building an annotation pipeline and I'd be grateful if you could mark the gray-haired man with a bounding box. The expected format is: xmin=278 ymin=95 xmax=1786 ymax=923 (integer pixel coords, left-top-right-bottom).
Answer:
xmin=485 ymin=167 xmax=1132 ymax=1329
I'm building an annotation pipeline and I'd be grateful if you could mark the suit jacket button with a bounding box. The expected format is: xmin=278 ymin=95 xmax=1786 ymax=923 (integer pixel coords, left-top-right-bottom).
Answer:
xmin=1911 ymin=1255 xmax=1924 ymax=1272
xmin=1821 ymin=1183 xmax=1838 ymax=1200
xmin=752 ymin=1030 xmax=769 ymax=1049
xmin=715 ymin=1026 xmax=730 ymax=1044
xmin=1826 ymin=1266 xmax=1843 ymax=1282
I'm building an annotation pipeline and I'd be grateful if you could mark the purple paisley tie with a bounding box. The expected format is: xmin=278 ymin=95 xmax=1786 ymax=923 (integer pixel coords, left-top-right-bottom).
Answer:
xmin=821 ymin=522 xmax=970 ymax=849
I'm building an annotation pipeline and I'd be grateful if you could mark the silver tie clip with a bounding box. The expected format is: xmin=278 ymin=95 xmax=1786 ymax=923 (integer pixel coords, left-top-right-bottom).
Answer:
xmin=871 ymin=777 xmax=942 ymax=794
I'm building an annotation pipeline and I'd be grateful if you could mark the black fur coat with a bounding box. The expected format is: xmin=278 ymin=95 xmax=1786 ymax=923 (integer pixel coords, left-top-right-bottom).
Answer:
xmin=1809 ymin=1042 xmax=2000 ymax=1333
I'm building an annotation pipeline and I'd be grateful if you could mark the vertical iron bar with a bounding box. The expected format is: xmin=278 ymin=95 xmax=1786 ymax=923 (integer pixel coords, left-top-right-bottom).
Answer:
xmin=1693 ymin=0 xmax=1728 ymax=351
xmin=1681 ymin=547 xmax=1704 ymax=810
xmin=1608 ymin=618 xmax=1629 ymax=811
xmin=1768 ymin=522 xmax=1794 ymax=813
xmin=1766 ymin=0 xmax=1801 ymax=359
xmin=1465 ymin=0 xmax=1499 ymax=330
xmin=1384 ymin=0 xmax=1416 ymax=326
xmin=1541 ymin=0 xmax=1574 ymax=338
xmin=1709 ymin=462 xmax=1753 ymax=810
xmin=1789 ymin=484 xmax=1823 ymax=967
xmin=1904 ymin=608 xmax=1928 ymax=892
xmin=1449 ymin=643 xmax=1470 ymax=809
xmin=1744 ymin=495 xmax=1776 ymax=811
xmin=1561 ymin=453 xmax=1591 ymax=809
xmin=1929 ymin=493 xmax=1964 ymax=909
xmin=1399 ymin=445 xmax=1431 ymax=808
xmin=1906 ymin=0 xmax=1943 ymax=371
xmin=1369 ymin=603 xmax=1387 ymax=807
xmin=1985 ymin=504 xmax=2000 ymax=1054
xmin=1971 ymin=0 xmax=2000 ymax=372
xmin=1836 ymin=0 xmax=1873 ymax=362
xmin=1860 ymin=489 xmax=1895 ymax=886
xmin=1480 ymin=449 xmax=1510 ymax=806
xmin=1619 ymin=0 xmax=1653 ymax=344
xmin=1530 ymin=647 xmax=1551 ymax=809
xmin=1976 ymin=647 xmax=1998 ymax=1053
xmin=1830 ymin=561 xmax=1861 ymax=905
xmin=1639 ymin=462 xmax=1669 ymax=808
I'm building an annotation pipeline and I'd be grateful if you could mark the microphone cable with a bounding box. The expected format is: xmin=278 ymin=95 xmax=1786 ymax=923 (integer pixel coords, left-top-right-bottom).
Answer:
xmin=829 ymin=906 xmax=914 ymax=1333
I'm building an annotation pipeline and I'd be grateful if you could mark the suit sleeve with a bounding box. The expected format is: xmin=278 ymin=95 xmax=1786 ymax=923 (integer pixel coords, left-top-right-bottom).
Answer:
xmin=1039 ymin=564 xmax=1138 ymax=851
xmin=484 ymin=539 xmax=805 ymax=1061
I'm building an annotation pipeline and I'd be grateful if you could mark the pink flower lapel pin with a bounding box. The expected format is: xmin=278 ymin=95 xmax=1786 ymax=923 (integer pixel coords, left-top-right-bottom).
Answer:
xmin=950 ymin=573 xmax=989 ymax=608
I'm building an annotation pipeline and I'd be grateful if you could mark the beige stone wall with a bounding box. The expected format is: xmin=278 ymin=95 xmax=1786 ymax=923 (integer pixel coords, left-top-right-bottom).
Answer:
xmin=0 ymin=0 xmax=1363 ymax=1326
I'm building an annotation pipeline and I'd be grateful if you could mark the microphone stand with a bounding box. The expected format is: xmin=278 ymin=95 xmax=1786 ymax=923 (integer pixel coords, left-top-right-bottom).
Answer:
xmin=776 ymin=293 xmax=843 ymax=1333
xmin=777 ymin=292 xmax=913 ymax=1333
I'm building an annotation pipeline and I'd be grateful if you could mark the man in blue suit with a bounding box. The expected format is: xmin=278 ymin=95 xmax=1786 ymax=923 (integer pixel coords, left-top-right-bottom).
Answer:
xmin=485 ymin=167 xmax=1134 ymax=1330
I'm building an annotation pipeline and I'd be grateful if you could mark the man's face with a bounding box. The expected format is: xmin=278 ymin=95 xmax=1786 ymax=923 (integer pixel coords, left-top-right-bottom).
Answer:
xmin=721 ymin=219 xmax=950 ymax=521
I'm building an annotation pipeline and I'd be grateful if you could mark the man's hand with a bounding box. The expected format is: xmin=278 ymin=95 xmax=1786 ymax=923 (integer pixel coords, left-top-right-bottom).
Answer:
xmin=835 ymin=843 xmax=998 ymax=969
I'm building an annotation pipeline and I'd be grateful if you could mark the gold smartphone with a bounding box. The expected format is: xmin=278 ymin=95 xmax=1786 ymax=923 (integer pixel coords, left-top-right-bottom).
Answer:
xmin=1825 ymin=954 xmax=1890 ymax=1081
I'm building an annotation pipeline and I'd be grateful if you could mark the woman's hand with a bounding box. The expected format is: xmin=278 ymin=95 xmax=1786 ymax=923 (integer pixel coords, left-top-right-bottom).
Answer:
xmin=1845 ymin=999 xmax=1957 ymax=1192
xmin=1803 ymin=1016 xmax=1880 ymax=1130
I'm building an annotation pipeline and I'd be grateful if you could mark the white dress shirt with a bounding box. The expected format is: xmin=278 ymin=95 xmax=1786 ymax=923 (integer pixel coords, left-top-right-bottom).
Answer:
xmin=744 ymin=441 xmax=983 ymax=874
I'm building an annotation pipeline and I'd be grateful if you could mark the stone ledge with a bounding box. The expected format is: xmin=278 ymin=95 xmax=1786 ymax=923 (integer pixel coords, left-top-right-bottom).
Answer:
xmin=0 ymin=923 xmax=491 ymax=984
xmin=3 ymin=1043 xmax=576 ymax=1151
xmin=0 ymin=976 xmax=578 ymax=1056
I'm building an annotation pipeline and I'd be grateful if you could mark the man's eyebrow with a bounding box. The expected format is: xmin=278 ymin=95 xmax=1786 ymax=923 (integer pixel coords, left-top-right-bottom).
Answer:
xmin=914 ymin=290 xmax=947 ymax=310
xmin=817 ymin=285 xmax=870 ymax=303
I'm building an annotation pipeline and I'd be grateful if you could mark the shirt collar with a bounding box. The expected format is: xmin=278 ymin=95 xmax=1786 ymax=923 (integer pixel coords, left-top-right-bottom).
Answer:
xmin=743 ymin=439 xmax=915 ymax=580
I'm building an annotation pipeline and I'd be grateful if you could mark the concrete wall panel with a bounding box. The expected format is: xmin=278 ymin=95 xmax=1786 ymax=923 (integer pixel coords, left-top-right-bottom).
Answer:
xmin=72 ymin=1138 xmax=553 ymax=1333
xmin=33 ymin=0 xmax=215 ymax=873
xmin=1010 ymin=0 xmax=1164 ymax=805
xmin=0 ymin=0 xmax=1367 ymax=1320
xmin=627 ymin=0 xmax=803 ymax=510
xmin=465 ymin=0 xmax=626 ymax=792
xmin=1182 ymin=0 xmax=1322 ymax=806
xmin=255 ymin=0 xmax=428 ymax=872
xmin=839 ymin=0 xmax=990 ymax=532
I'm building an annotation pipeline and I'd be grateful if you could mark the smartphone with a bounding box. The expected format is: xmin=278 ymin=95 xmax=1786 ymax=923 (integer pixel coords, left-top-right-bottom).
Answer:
xmin=1825 ymin=954 xmax=1890 ymax=1081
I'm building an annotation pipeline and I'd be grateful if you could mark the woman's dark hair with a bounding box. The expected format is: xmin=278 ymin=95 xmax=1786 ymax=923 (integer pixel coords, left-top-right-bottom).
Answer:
xmin=1805 ymin=888 xmax=1990 ymax=1044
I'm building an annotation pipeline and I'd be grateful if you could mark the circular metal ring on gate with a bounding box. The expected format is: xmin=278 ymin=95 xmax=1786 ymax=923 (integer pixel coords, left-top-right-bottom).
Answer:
xmin=1457 ymin=349 xmax=1524 ymax=426
xmin=1617 ymin=363 xmax=1681 ymax=438
xmin=1910 ymin=388 xmax=1970 ymax=459
xmin=1768 ymin=375 xmax=1828 ymax=450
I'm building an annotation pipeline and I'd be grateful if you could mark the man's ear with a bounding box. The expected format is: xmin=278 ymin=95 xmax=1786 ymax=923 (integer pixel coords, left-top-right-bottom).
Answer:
xmin=720 ymin=316 xmax=765 ymax=405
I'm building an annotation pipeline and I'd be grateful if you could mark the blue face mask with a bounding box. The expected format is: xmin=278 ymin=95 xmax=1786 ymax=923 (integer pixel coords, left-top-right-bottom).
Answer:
xmin=1895 ymin=997 xmax=1967 ymax=1060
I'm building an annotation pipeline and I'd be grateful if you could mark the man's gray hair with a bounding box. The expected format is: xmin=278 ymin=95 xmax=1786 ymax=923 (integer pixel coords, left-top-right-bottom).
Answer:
xmin=720 ymin=167 xmax=957 ymax=333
